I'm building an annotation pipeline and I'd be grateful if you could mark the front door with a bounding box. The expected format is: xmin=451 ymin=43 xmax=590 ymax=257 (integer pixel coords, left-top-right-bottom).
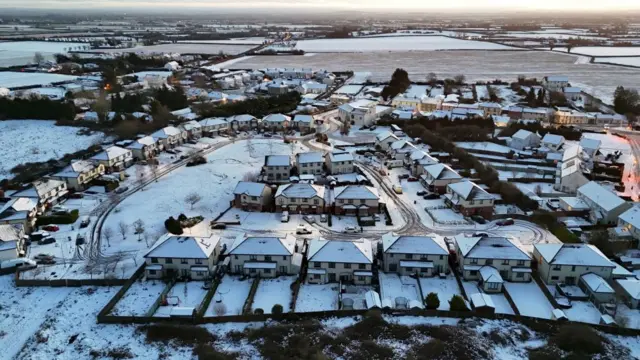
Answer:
xmin=329 ymin=273 xmax=336 ymax=282
xmin=565 ymin=276 xmax=576 ymax=285
xmin=279 ymin=266 xmax=287 ymax=274
xmin=389 ymin=264 xmax=397 ymax=272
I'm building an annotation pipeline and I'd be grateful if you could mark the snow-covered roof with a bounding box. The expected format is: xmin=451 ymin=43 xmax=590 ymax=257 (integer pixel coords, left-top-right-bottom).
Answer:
xmin=577 ymin=181 xmax=626 ymax=212
xmin=230 ymin=114 xmax=257 ymax=122
xmin=0 ymin=224 xmax=22 ymax=242
xmin=390 ymin=140 xmax=415 ymax=151
xmin=542 ymin=133 xmax=565 ymax=146
xmin=229 ymin=234 xmax=296 ymax=256
xmin=619 ymin=206 xmax=640 ymax=230
xmin=233 ymin=182 xmax=268 ymax=197
xmin=375 ymin=131 xmax=399 ymax=142
xmin=479 ymin=266 xmax=503 ymax=283
xmin=296 ymin=152 xmax=324 ymax=164
xmin=199 ymin=117 xmax=229 ymax=127
xmin=423 ymin=163 xmax=461 ymax=180
xmin=275 ymin=183 xmax=325 ymax=199
xmin=447 ymin=181 xmax=493 ymax=201
xmin=308 ymin=238 xmax=373 ymax=264
xmin=616 ymin=278 xmax=640 ymax=300
xmin=546 ymin=75 xmax=569 ymax=82
xmin=382 ymin=232 xmax=447 ymax=255
xmin=0 ymin=198 xmax=36 ymax=215
xmin=534 ymin=243 xmax=614 ymax=268
xmin=455 ymin=236 xmax=530 ymax=261
xmin=512 ymin=129 xmax=536 ymax=141
xmin=470 ymin=293 xmax=494 ymax=309
xmin=328 ymin=151 xmax=354 ymax=163
xmin=145 ymin=234 xmax=220 ymax=259
xmin=180 ymin=120 xmax=202 ymax=131
xmin=579 ymin=137 xmax=601 ymax=151
xmin=365 ymin=290 xmax=382 ymax=309
xmin=293 ymin=114 xmax=314 ymax=123
xmin=265 ymin=155 xmax=291 ymax=167
xmin=127 ymin=136 xmax=157 ymax=150
xmin=580 ymin=273 xmax=614 ymax=293
xmin=151 ymin=126 xmax=182 ymax=139
xmin=263 ymin=113 xmax=291 ymax=123
xmin=91 ymin=146 xmax=131 ymax=161
xmin=334 ymin=185 xmax=379 ymax=200
xmin=54 ymin=160 xmax=97 ymax=177
xmin=563 ymin=87 xmax=581 ymax=93
xmin=11 ymin=178 xmax=65 ymax=199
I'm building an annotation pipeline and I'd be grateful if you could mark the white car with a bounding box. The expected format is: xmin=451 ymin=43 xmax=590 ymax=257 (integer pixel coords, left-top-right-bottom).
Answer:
xmin=281 ymin=211 xmax=290 ymax=223
xmin=303 ymin=215 xmax=316 ymax=224
xmin=343 ymin=226 xmax=360 ymax=234
xmin=296 ymin=225 xmax=312 ymax=235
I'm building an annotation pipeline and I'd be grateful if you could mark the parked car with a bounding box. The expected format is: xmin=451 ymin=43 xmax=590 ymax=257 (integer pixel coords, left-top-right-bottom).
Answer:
xmin=115 ymin=186 xmax=129 ymax=194
xmin=546 ymin=199 xmax=560 ymax=210
xmin=398 ymin=174 xmax=410 ymax=179
xmin=38 ymin=237 xmax=56 ymax=245
xmin=423 ymin=193 xmax=439 ymax=200
xmin=166 ymin=149 xmax=177 ymax=154
xmin=496 ymin=218 xmax=515 ymax=226
xmin=303 ymin=215 xmax=316 ymax=224
xmin=343 ymin=226 xmax=360 ymax=234
xmin=80 ymin=217 xmax=91 ymax=228
xmin=76 ymin=234 xmax=86 ymax=246
xmin=393 ymin=185 xmax=403 ymax=194
xmin=211 ymin=223 xmax=227 ymax=230
xmin=473 ymin=232 xmax=490 ymax=237
xmin=34 ymin=254 xmax=56 ymax=265
xmin=417 ymin=191 xmax=427 ymax=196
xmin=30 ymin=231 xmax=50 ymax=242
xmin=42 ymin=225 xmax=59 ymax=232
xmin=281 ymin=211 xmax=290 ymax=223
xmin=68 ymin=193 xmax=84 ymax=199
xmin=263 ymin=133 xmax=272 ymax=138
xmin=296 ymin=225 xmax=312 ymax=235
xmin=407 ymin=177 xmax=418 ymax=182
xmin=471 ymin=215 xmax=486 ymax=224
xmin=320 ymin=214 xmax=327 ymax=223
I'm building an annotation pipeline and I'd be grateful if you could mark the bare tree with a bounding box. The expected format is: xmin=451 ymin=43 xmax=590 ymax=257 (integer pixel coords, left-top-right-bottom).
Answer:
xmin=142 ymin=232 xmax=152 ymax=248
xmin=103 ymin=226 xmax=114 ymax=247
xmin=136 ymin=166 xmax=147 ymax=190
xmin=133 ymin=219 xmax=145 ymax=242
xmin=242 ymin=170 xmax=260 ymax=182
xmin=149 ymin=161 xmax=160 ymax=182
xmin=33 ymin=52 xmax=44 ymax=64
xmin=118 ymin=221 xmax=129 ymax=240
xmin=184 ymin=192 xmax=202 ymax=210
xmin=213 ymin=302 xmax=227 ymax=316
xmin=426 ymin=72 xmax=437 ymax=85
xmin=245 ymin=138 xmax=256 ymax=158
xmin=454 ymin=74 xmax=466 ymax=85
xmin=110 ymin=251 xmax=126 ymax=273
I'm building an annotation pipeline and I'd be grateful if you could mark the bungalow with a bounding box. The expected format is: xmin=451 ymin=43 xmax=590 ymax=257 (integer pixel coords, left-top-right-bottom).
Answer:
xmin=262 ymin=113 xmax=291 ymax=130
xmin=275 ymin=183 xmax=325 ymax=214
xmin=375 ymin=132 xmax=400 ymax=151
xmin=382 ymin=232 xmax=448 ymax=276
xmin=232 ymin=182 xmax=273 ymax=212
xmin=0 ymin=197 xmax=37 ymax=231
xmin=420 ymin=164 xmax=462 ymax=194
xmin=444 ymin=181 xmax=495 ymax=218
xmin=292 ymin=114 xmax=315 ymax=131
xmin=455 ymin=235 xmax=532 ymax=293
xmin=325 ymin=151 xmax=354 ymax=175
xmin=126 ymin=136 xmax=158 ymax=160
xmin=90 ymin=146 xmax=133 ymax=172
xmin=151 ymin=126 xmax=184 ymax=150
xmin=179 ymin=120 xmax=202 ymax=139
xmin=144 ymin=234 xmax=222 ymax=280
xmin=541 ymin=133 xmax=565 ymax=152
xmin=9 ymin=178 xmax=67 ymax=214
xmin=510 ymin=129 xmax=540 ymax=150
xmin=228 ymin=234 xmax=299 ymax=277
xmin=579 ymin=137 xmax=601 ymax=158
xmin=263 ymin=155 xmax=292 ymax=183
xmin=229 ymin=114 xmax=258 ymax=130
xmin=338 ymin=99 xmax=377 ymax=127
xmin=199 ymin=117 xmax=229 ymax=135
xmin=576 ymin=181 xmax=631 ymax=225
xmin=307 ymin=238 xmax=374 ymax=285
xmin=533 ymin=243 xmax=615 ymax=285
xmin=333 ymin=185 xmax=380 ymax=216
xmin=295 ymin=152 xmax=324 ymax=175
xmin=52 ymin=160 xmax=105 ymax=191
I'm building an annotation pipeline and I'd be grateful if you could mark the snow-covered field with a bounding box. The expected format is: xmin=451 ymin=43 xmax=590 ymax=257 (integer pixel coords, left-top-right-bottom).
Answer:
xmin=503 ymin=282 xmax=554 ymax=319
xmin=295 ymin=283 xmax=339 ymax=312
xmin=0 ymin=120 xmax=106 ymax=180
xmin=91 ymin=43 xmax=254 ymax=55
xmin=178 ymin=37 xmax=266 ymax=45
xmin=429 ymin=209 xmax=468 ymax=224
xmin=379 ymin=272 xmax=423 ymax=308
xmin=0 ymin=71 xmax=78 ymax=88
xmin=252 ymin=276 xmax=296 ymax=314
xmin=294 ymin=36 xmax=518 ymax=52
xmin=205 ymin=276 xmax=252 ymax=316
xmin=564 ymin=300 xmax=603 ymax=324
xmin=594 ymin=56 xmax=640 ymax=67
xmin=153 ymin=281 xmax=208 ymax=317
xmin=556 ymin=47 xmax=640 ymax=56
xmin=111 ymin=279 xmax=166 ymax=316
xmin=0 ymin=41 xmax=88 ymax=67
xmin=463 ymin=281 xmax=515 ymax=315
xmin=418 ymin=276 xmax=462 ymax=310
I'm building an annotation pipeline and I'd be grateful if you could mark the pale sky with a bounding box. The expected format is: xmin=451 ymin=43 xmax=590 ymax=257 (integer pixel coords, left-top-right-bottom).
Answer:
xmin=3 ymin=0 xmax=640 ymax=11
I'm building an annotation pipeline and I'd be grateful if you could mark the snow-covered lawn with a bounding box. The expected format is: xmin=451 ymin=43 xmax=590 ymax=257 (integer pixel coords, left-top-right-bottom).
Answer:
xmin=252 ymin=276 xmax=296 ymax=314
xmin=340 ymin=285 xmax=375 ymax=310
xmin=418 ymin=276 xmax=462 ymax=310
xmin=429 ymin=209 xmax=468 ymax=224
xmin=456 ymin=141 xmax=515 ymax=155
xmin=503 ymin=282 xmax=554 ymax=319
xmin=564 ymin=300 xmax=603 ymax=324
xmin=616 ymin=304 xmax=640 ymax=329
xmin=594 ymin=57 xmax=640 ymax=67
xmin=294 ymin=36 xmax=518 ymax=52
xmin=379 ymin=272 xmax=423 ymax=308
xmin=205 ymin=276 xmax=252 ymax=317
xmin=0 ymin=120 xmax=105 ymax=179
xmin=295 ymin=283 xmax=339 ymax=312
xmin=111 ymin=279 xmax=166 ymax=316
xmin=153 ymin=281 xmax=208 ymax=317
xmin=462 ymin=281 xmax=515 ymax=315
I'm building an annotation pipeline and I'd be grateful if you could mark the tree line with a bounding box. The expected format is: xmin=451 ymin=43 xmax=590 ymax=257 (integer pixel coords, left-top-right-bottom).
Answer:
xmin=193 ymin=92 xmax=301 ymax=118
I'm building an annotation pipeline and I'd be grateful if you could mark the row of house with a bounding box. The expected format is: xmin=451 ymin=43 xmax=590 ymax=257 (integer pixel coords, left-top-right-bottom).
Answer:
xmin=262 ymin=151 xmax=355 ymax=182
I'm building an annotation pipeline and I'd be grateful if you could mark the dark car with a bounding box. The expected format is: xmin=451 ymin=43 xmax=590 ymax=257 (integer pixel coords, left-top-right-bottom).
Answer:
xmin=38 ymin=237 xmax=56 ymax=245
xmin=423 ymin=193 xmax=439 ymax=200
xmin=263 ymin=133 xmax=272 ymax=138
xmin=42 ymin=225 xmax=60 ymax=232
xmin=407 ymin=177 xmax=418 ymax=182
xmin=115 ymin=186 xmax=129 ymax=194
xmin=68 ymin=193 xmax=84 ymax=199
xmin=496 ymin=218 xmax=515 ymax=226
xmin=471 ymin=215 xmax=486 ymax=224
xmin=399 ymin=174 xmax=410 ymax=179
xmin=473 ymin=232 xmax=489 ymax=237
xmin=80 ymin=218 xmax=91 ymax=228
xmin=417 ymin=191 xmax=427 ymax=196
xmin=211 ymin=223 xmax=227 ymax=230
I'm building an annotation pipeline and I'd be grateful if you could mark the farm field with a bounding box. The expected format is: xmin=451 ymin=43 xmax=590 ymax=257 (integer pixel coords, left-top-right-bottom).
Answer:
xmin=293 ymin=36 xmax=518 ymax=52
xmin=0 ymin=71 xmax=78 ymax=88
xmin=594 ymin=57 xmax=640 ymax=67
xmin=90 ymin=43 xmax=255 ymax=55
xmin=0 ymin=41 xmax=88 ymax=67
xmin=554 ymin=47 xmax=640 ymax=56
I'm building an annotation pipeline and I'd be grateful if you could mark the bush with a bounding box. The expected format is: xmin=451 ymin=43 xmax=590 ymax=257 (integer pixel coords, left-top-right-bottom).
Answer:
xmin=551 ymin=324 xmax=605 ymax=355
xmin=178 ymin=213 xmax=187 ymax=221
xmin=36 ymin=209 xmax=80 ymax=226
xmin=425 ymin=292 xmax=440 ymax=310
xmin=254 ymin=308 xmax=264 ymax=315
xmin=271 ymin=304 xmax=284 ymax=315
xmin=449 ymin=295 xmax=468 ymax=312
xmin=164 ymin=216 xmax=183 ymax=235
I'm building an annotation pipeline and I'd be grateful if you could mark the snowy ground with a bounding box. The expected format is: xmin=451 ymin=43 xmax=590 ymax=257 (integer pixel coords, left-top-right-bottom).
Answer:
xmin=251 ymin=276 xmax=296 ymax=314
xmin=379 ymin=272 xmax=423 ymax=308
xmin=0 ymin=120 xmax=106 ymax=180
xmin=503 ymin=282 xmax=554 ymax=319
xmin=515 ymin=182 xmax=565 ymax=196
xmin=340 ymin=285 xmax=375 ymax=310
xmin=111 ymin=279 xmax=166 ymax=316
xmin=555 ymin=47 xmax=640 ymax=56
xmin=616 ymin=305 xmax=640 ymax=330
xmin=205 ymin=276 xmax=252 ymax=317
xmin=462 ymin=281 xmax=515 ymax=315
xmin=90 ymin=43 xmax=254 ymax=55
xmin=295 ymin=283 xmax=339 ymax=312
xmin=0 ymin=41 xmax=88 ymax=67
xmin=594 ymin=57 xmax=640 ymax=67
xmin=418 ymin=276 xmax=462 ymax=310
xmin=429 ymin=209 xmax=469 ymax=224
xmin=153 ymin=281 xmax=208 ymax=317
xmin=294 ymin=36 xmax=519 ymax=52
xmin=564 ymin=300 xmax=603 ymax=324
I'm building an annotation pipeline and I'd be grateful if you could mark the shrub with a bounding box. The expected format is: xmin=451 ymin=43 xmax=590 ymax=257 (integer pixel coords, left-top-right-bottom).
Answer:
xmin=164 ymin=216 xmax=183 ymax=235
xmin=178 ymin=213 xmax=187 ymax=221
xmin=254 ymin=308 xmax=264 ymax=315
xmin=425 ymin=292 xmax=440 ymax=310
xmin=449 ymin=295 xmax=468 ymax=312
xmin=193 ymin=344 xmax=238 ymax=360
xmin=271 ymin=304 xmax=284 ymax=315
xmin=36 ymin=209 xmax=80 ymax=226
xmin=552 ymin=324 xmax=605 ymax=355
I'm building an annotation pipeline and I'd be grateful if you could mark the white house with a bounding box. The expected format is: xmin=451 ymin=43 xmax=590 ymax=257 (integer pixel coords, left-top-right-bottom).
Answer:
xmin=295 ymin=152 xmax=324 ymax=175
xmin=381 ymin=233 xmax=448 ymax=277
xmin=292 ymin=114 xmax=315 ymax=131
xmin=151 ymin=126 xmax=184 ymax=150
xmin=228 ymin=114 xmax=258 ymax=130
xmin=579 ymin=137 xmax=601 ymax=158
xmin=510 ymin=129 xmax=541 ymax=150
xmin=444 ymin=181 xmax=495 ymax=218
xmin=90 ymin=146 xmax=133 ymax=172
xmin=0 ymin=224 xmax=23 ymax=261
xmin=541 ymin=133 xmax=565 ymax=152
xmin=617 ymin=206 xmax=640 ymax=242
xmin=554 ymin=145 xmax=590 ymax=193
xmin=338 ymin=99 xmax=377 ymax=127
xmin=325 ymin=151 xmax=354 ymax=175
xmin=333 ymin=185 xmax=380 ymax=216
xmin=228 ymin=234 xmax=300 ymax=277
xmin=0 ymin=198 xmax=37 ymax=231
xmin=144 ymin=234 xmax=222 ymax=280
xmin=126 ymin=136 xmax=159 ymax=160
xmin=179 ymin=120 xmax=203 ymax=139
xmin=52 ymin=160 xmax=105 ymax=191
xmin=375 ymin=132 xmax=400 ymax=151
xmin=306 ymin=238 xmax=374 ymax=285
xmin=544 ymin=75 xmax=569 ymax=91
xmin=263 ymin=155 xmax=292 ymax=182
xmin=274 ymin=183 xmax=325 ymax=214
xmin=199 ymin=117 xmax=229 ymax=134
xmin=576 ymin=181 xmax=632 ymax=225
xmin=533 ymin=243 xmax=615 ymax=285
xmin=9 ymin=178 xmax=67 ymax=213
xmin=262 ymin=113 xmax=291 ymax=130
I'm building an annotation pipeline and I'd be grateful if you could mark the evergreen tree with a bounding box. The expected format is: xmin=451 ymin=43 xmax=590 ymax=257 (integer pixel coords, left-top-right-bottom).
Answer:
xmin=425 ymin=292 xmax=440 ymax=310
xmin=536 ymin=88 xmax=546 ymax=106
xmin=449 ymin=295 xmax=468 ymax=312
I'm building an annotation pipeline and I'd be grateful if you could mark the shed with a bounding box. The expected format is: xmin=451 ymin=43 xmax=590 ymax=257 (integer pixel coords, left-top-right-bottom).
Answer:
xmin=552 ymin=309 xmax=568 ymax=321
xmin=342 ymin=297 xmax=354 ymax=310
xmin=408 ymin=300 xmax=424 ymax=310
xmin=395 ymin=296 xmax=408 ymax=309
xmin=365 ymin=290 xmax=382 ymax=309
xmin=469 ymin=293 xmax=495 ymax=314
xmin=381 ymin=297 xmax=394 ymax=309
xmin=169 ymin=306 xmax=195 ymax=318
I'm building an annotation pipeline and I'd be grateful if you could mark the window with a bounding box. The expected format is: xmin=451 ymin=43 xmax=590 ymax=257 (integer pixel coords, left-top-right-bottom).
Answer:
xmin=265 ymin=256 xmax=271 ymax=262
xmin=360 ymin=199 xmax=366 ymax=204
xmin=516 ymin=272 xmax=524 ymax=278
xmin=251 ymin=196 xmax=257 ymax=201
xmin=406 ymin=254 xmax=413 ymax=260
xmin=358 ymin=264 xmax=366 ymax=270
xmin=314 ymin=262 xmax=321 ymax=268
xmin=517 ymin=260 xmax=525 ymax=266
xmin=166 ymin=258 xmax=173 ymax=264
xmin=358 ymin=276 xmax=365 ymax=281
xmin=283 ymin=256 xmax=287 ymax=260
xmin=421 ymin=254 xmax=428 ymax=259
xmin=314 ymin=274 xmax=321 ymax=279
xmin=339 ymin=199 xmax=344 ymax=204
xmin=553 ymin=265 xmax=561 ymax=271
xmin=303 ymin=198 xmax=308 ymax=203
xmin=470 ymin=270 xmax=478 ymax=276
xmin=181 ymin=259 xmax=188 ymax=264
xmin=149 ymin=270 xmax=156 ymax=275
xmin=329 ymin=263 xmax=335 ymax=268
xmin=551 ymin=276 xmax=559 ymax=280
xmin=250 ymin=268 xmax=256 ymax=273
xmin=486 ymin=259 xmax=493 ymax=265
xmin=389 ymin=254 xmax=394 ymax=258
xmin=151 ymin=258 xmax=158 ymax=264
xmin=502 ymin=260 xmax=509 ymax=265
xmin=348 ymin=199 xmax=354 ymax=204
xmin=291 ymin=198 xmax=296 ymax=203
xmin=314 ymin=199 xmax=319 ymax=205
xmin=488 ymin=282 xmax=499 ymax=290
xmin=264 ymin=269 xmax=271 ymax=274
xmin=571 ymin=265 xmax=576 ymax=271
xmin=344 ymin=263 xmax=351 ymax=269
xmin=195 ymin=259 xmax=202 ymax=265
xmin=234 ymin=255 xmax=238 ymax=260
xmin=470 ymin=258 xmax=478 ymax=264
xmin=250 ymin=255 xmax=257 ymax=261
xmin=439 ymin=255 xmax=444 ymax=260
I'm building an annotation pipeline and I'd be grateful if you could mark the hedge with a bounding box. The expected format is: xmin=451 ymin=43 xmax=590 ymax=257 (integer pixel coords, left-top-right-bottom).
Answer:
xmin=36 ymin=209 xmax=80 ymax=226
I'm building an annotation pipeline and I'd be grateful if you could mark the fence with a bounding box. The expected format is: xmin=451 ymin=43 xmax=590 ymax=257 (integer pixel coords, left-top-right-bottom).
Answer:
xmin=242 ymin=277 xmax=260 ymax=314
xmin=145 ymin=277 xmax=178 ymax=317
xmin=96 ymin=265 xmax=147 ymax=318
xmin=197 ymin=277 xmax=221 ymax=317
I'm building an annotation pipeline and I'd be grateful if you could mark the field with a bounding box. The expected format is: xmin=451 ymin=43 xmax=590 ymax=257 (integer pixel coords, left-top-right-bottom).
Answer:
xmin=555 ymin=47 xmax=640 ymax=56
xmin=222 ymin=50 xmax=638 ymax=104
xmin=0 ymin=71 xmax=78 ymax=88
xmin=294 ymin=36 xmax=517 ymax=52
xmin=90 ymin=43 xmax=255 ymax=55
xmin=594 ymin=57 xmax=640 ymax=67
xmin=0 ymin=120 xmax=106 ymax=180
xmin=0 ymin=41 xmax=88 ymax=67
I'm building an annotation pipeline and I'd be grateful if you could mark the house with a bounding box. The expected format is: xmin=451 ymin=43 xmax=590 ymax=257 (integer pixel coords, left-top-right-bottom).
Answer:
xmin=617 ymin=206 xmax=640 ymax=242
xmin=554 ymin=145 xmax=590 ymax=193
xmin=533 ymin=243 xmax=615 ymax=285
xmin=232 ymin=182 xmax=273 ymax=212
xmin=338 ymin=99 xmax=377 ymax=127
xmin=0 ymin=198 xmax=37 ymax=231
xmin=325 ymin=151 xmax=354 ymax=175
xmin=563 ymin=87 xmax=582 ymax=101
xmin=420 ymin=164 xmax=462 ymax=194
xmin=0 ymin=224 xmax=24 ymax=261
xmin=444 ymin=181 xmax=495 ymax=218
xmin=554 ymin=108 xmax=588 ymax=125
xmin=522 ymin=108 xmax=551 ymax=122
xmin=333 ymin=185 xmax=380 ymax=216
xmin=306 ymin=238 xmax=374 ymax=284
xmin=510 ymin=129 xmax=541 ymax=150
xmin=126 ymin=136 xmax=158 ymax=160
xmin=478 ymin=102 xmax=502 ymax=117
xmin=544 ymin=75 xmax=569 ymax=91
xmin=615 ymin=278 xmax=640 ymax=309
xmin=263 ymin=155 xmax=292 ymax=183
xmin=576 ymin=181 xmax=632 ymax=225
xmin=579 ymin=137 xmax=601 ymax=158
xmin=275 ymin=183 xmax=325 ymax=214
xmin=375 ymin=132 xmax=400 ymax=151
xmin=381 ymin=232 xmax=448 ymax=276
xmin=408 ymin=151 xmax=439 ymax=176
xmin=228 ymin=234 xmax=299 ymax=277
xmin=330 ymin=94 xmax=351 ymax=105
xmin=389 ymin=140 xmax=417 ymax=160
xmin=9 ymin=178 xmax=67 ymax=213
xmin=199 ymin=117 xmax=229 ymax=135
xmin=52 ymin=160 xmax=105 ymax=191
xmin=578 ymin=272 xmax=616 ymax=306
xmin=292 ymin=114 xmax=315 ymax=132
xmin=144 ymin=234 xmax=222 ymax=280
xmin=541 ymin=133 xmax=565 ymax=152
xmin=151 ymin=126 xmax=184 ymax=150
xmin=455 ymin=236 xmax=532 ymax=293
xmin=296 ymin=81 xmax=327 ymax=94
xmin=262 ymin=113 xmax=291 ymax=130
xmin=228 ymin=114 xmax=258 ymax=130
xmin=295 ymin=152 xmax=324 ymax=175
xmin=90 ymin=146 xmax=133 ymax=172
xmin=179 ymin=120 xmax=202 ymax=139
